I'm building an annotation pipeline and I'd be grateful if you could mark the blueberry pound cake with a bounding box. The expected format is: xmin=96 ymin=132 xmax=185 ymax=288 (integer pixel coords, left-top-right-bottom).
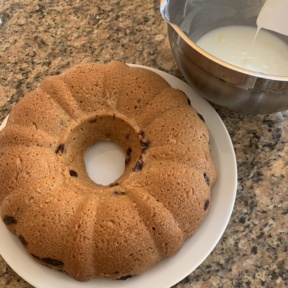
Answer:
xmin=0 ymin=62 xmax=217 ymax=281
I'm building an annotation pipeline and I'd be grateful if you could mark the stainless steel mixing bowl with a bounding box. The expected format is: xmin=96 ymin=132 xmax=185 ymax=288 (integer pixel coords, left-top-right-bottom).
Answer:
xmin=161 ymin=0 xmax=288 ymax=114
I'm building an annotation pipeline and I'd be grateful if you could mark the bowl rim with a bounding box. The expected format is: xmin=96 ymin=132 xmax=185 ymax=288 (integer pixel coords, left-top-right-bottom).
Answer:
xmin=168 ymin=22 xmax=288 ymax=81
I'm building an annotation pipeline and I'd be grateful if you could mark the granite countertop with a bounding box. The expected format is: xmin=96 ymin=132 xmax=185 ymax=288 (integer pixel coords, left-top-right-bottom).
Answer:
xmin=0 ymin=1 xmax=287 ymax=287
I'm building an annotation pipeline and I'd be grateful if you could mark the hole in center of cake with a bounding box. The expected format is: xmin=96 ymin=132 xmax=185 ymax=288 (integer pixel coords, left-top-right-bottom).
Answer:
xmin=84 ymin=141 xmax=126 ymax=185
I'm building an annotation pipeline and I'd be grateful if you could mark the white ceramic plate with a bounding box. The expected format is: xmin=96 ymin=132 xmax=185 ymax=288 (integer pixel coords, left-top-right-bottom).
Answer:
xmin=0 ymin=65 xmax=237 ymax=288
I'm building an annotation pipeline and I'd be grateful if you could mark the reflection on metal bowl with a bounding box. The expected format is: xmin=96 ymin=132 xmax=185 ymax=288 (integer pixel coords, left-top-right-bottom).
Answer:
xmin=161 ymin=0 xmax=288 ymax=114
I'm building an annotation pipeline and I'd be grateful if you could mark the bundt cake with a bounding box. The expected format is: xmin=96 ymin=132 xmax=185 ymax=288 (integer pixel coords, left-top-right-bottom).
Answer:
xmin=0 ymin=62 xmax=217 ymax=281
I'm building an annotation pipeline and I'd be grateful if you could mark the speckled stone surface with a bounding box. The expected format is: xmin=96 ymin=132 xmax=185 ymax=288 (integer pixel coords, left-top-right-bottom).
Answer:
xmin=0 ymin=1 xmax=287 ymax=287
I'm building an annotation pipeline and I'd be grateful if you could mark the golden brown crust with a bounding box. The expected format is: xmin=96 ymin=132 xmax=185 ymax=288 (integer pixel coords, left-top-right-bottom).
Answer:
xmin=0 ymin=62 xmax=216 ymax=281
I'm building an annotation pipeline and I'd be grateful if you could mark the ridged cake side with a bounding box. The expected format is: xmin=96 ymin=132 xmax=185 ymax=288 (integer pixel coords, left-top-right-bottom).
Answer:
xmin=0 ymin=62 xmax=216 ymax=281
